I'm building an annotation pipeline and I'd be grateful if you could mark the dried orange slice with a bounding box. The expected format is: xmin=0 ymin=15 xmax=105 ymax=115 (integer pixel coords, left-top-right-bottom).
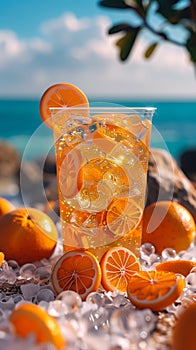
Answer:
xmin=106 ymin=198 xmax=142 ymax=237
xmin=9 ymin=303 xmax=65 ymax=349
xmin=156 ymin=259 xmax=196 ymax=277
xmin=127 ymin=270 xmax=185 ymax=311
xmin=40 ymin=83 xmax=89 ymax=128
xmin=100 ymin=247 xmax=141 ymax=292
xmin=51 ymin=250 xmax=102 ymax=300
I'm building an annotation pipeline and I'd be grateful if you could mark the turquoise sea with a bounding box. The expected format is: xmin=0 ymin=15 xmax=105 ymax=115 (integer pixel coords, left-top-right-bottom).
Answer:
xmin=0 ymin=99 xmax=196 ymax=163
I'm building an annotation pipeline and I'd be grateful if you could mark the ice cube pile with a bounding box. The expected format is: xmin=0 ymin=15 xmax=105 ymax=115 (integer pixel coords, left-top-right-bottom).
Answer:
xmin=0 ymin=237 xmax=195 ymax=350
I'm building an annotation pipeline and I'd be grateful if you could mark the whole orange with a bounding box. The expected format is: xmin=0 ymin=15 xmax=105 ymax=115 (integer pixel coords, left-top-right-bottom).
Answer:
xmin=0 ymin=197 xmax=14 ymax=218
xmin=172 ymin=302 xmax=196 ymax=350
xmin=0 ymin=207 xmax=58 ymax=265
xmin=142 ymin=201 xmax=195 ymax=254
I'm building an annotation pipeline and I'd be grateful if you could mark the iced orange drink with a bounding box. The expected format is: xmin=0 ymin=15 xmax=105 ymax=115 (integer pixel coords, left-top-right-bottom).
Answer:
xmin=51 ymin=109 xmax=154 ymax=261
xmin=40 ymin=83 xmax=155 ymax=261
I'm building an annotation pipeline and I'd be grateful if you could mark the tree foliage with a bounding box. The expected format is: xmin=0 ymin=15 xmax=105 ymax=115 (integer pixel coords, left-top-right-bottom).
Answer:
xmin=99 ymin=0 xmax=196 ymax=64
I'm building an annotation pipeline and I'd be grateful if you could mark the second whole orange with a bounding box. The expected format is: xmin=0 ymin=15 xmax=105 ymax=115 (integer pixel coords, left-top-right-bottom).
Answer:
xmin=171 ymin=302 xmax=196 ymax=350
xmin=0 ymin=207 xmax=58 ymax=265
xmin=142 ymin=201 xmax=195 ymax=254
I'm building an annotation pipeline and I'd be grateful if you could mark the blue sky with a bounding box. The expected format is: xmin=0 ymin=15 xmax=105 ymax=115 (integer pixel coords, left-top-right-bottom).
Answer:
xmin=0 ymin=0 xmax=196 ymax=99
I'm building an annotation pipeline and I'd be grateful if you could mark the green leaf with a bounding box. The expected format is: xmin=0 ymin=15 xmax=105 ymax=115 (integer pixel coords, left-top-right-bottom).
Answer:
xmin=156 ymin=0 xmax=191 ymax=24
xmin=124 ymin=0 xmax=146 ymax=15
xmin=144 ymin=42 xmax=158 ymax=58
xmin=116 ymin=28 xmax=140 ymax=61
xmin=108 ymin=23 xmax=139 ymax=34
xmin=186 ymin=32 xmax=196 ymax=62
xmin=190 ymin=0 xmax=196 ymax=20
xmin=99 ymin=0 xmax=129 ymax=9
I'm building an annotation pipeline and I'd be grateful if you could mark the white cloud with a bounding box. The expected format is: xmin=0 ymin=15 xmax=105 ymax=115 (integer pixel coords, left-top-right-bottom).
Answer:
xmin=41 ymin=12 xmax=89 ymax=34
xmin=0 ymin=30 xmax=25 ymax=65
xmin=0 ymin=12 xmax=195 ymax=98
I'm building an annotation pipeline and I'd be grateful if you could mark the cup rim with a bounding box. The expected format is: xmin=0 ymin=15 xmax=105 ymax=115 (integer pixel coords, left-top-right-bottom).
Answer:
xmin=49 ymin=106 xmax=156 ymax=112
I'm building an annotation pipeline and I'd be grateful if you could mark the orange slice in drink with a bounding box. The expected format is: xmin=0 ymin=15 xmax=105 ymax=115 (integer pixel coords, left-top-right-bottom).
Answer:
xmin=51 ymin=250 xmax=102 ymax=300
xmin=106 ymin=198 xmax=142 ymax=237
xmin=127 ymin=270 xmax=185 ymax=311
xmin=40 ymin=83 xmax=89 ymax=128
xmin=9 ymin=303 xmax=65 ymax=349
xmin=59 ymin=147 xmax=83 ymax=199
xmin=156 ymin=259 xmax=196 ymax=277
xmin=100 ymin=246 xmax=141 ymax=292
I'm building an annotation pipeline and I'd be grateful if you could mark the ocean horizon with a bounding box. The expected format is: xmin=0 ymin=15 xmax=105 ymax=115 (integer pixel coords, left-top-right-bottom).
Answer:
xmin=0 ymin=98 xmax=196 ymax=163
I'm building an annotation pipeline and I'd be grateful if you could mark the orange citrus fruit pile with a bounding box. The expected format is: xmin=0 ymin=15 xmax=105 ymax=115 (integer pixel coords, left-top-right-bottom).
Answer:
xmin=39 ymin=82 xmax=89 ymax=129
xmin=9 ymin=303 xmax=65 ymax=349
xmin=0 ymin=207 xmax=58 ymax=265
xmin=0 ymin=197 xmax=14 ymax=218
xmin=50 ymin=245 xmax=187 ymax=312
xmin=100 ymin=246 xmax=141 ymax=292
xmin=127 ymin=270 xmax=185 ymax=311
xmin=52 ymin=250 xmax=102 ymax=300
xmin=142 ymin=201 xmax=195 ymax=254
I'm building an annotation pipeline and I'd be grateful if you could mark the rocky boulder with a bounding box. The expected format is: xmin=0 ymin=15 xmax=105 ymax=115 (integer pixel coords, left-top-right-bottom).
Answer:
xmin=0 ymin=141 xmax=21 ymax=196
xmin=146 ymin=148 xmax=196 ymax=221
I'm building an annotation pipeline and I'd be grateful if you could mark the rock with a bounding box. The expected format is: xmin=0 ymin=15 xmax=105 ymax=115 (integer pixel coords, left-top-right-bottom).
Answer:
xmin=45 ymin=177 xmax=58 ymax=201
xmin=36 ymin=154 xmax=56 ymax=187
xmin=0 ymin=141 xmax=21 ymax=196
xmin=146 ymin=148 xmax=196 ymax=221
xmin=179 ymin=148 xmax=196 ymax=184
xmin=19 ymin=161 xmax=46 ymax=205
xmin=0 ymin=140 xmax=21 ymax=177
xmin=43 ymin=154 xmax=56 ymax=175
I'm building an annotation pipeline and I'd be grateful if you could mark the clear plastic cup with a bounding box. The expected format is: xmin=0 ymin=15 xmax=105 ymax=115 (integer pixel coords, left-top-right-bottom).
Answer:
xmin=51 ymin=107 xmax=155 ymax=260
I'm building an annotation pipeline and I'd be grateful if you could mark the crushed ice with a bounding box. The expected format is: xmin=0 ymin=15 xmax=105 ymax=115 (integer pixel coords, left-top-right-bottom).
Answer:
xmin=0 ymin=239 xmax=195 ymax=349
